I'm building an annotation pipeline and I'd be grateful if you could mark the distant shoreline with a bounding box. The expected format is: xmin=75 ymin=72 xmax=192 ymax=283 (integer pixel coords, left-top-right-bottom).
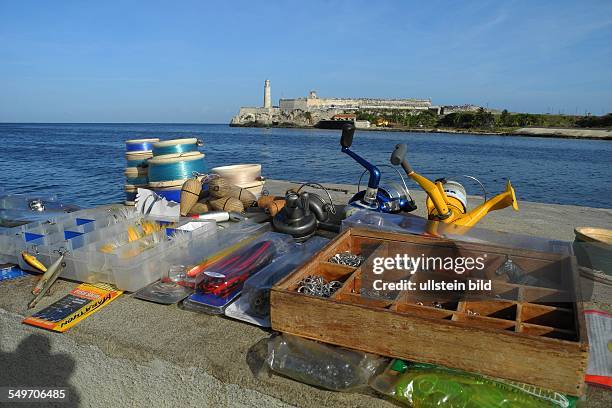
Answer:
xmin=230 ymin=123 xmax=612 ymax=140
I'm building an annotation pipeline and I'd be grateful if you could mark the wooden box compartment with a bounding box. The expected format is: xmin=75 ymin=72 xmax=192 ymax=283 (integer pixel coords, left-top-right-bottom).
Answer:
xmin=271 ymin=228 xmax=588 ymax=396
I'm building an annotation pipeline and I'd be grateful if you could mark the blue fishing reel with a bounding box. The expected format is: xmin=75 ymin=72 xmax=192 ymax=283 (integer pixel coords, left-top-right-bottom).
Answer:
xmin=340 ymin=124 xmax=417 ymax=216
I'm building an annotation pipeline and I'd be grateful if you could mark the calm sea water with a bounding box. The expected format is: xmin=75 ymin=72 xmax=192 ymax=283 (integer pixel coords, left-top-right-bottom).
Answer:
xmin=0 ymin=123 xmax=610 ymax=208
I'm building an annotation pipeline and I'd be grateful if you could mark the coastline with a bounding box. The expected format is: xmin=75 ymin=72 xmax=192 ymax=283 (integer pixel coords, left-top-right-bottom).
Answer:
xmin=231 ymin=123 xmax=612 ymax=140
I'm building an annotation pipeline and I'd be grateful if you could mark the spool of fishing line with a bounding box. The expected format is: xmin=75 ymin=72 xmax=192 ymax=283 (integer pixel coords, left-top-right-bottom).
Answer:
xmin=152 ymin=138 xmax=200 ymax=156
xmin=125 ymin=152 xmax=152 ymax=168
xmin=124 ymin=167 xmax=148 ymax=186
xmin=148 ymin=152 xmax=207 ymax=184
xmin=210 ymin=164 xmax=264 ymax=199
xmin=125 ymin=138 xmax=159 ymax=153
xmin=210 ymin=164 xmax=261 ymax=185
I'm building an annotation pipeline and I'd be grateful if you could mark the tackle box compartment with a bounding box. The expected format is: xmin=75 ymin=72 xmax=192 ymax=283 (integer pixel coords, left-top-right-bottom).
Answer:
xmin=17 ymin=218 xmax=268 ymax=292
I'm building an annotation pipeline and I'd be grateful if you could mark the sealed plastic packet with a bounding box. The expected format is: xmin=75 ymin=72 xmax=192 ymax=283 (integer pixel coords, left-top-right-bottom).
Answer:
xmin=370 ymin=360 xmax=578 ymax=408
xmin=186 ymin=232 xmax=292 ymax=314
xmin=241 ymin=236 xmax=329 ymax=317
xmin=266 ymin=334 xmax=388 ymax=392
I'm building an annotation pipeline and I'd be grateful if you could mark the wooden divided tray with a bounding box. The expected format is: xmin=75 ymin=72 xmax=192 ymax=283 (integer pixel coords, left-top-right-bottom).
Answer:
xmin=271 ymin=228 xmax=588 ymax=396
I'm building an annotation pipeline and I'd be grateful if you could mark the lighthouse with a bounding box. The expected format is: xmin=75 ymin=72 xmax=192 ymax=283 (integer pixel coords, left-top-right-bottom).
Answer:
xmin=263 ymin=79 xmax=271 ymax=108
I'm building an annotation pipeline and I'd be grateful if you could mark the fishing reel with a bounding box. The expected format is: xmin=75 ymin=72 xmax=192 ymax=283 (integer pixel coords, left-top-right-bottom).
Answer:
xmin=340 ymin=124 xmax=417 ymax=217
xmin=390 ymin=143 xmax=519 ymax=229
xmin=273 ymin=191 xmax=317 ymax=242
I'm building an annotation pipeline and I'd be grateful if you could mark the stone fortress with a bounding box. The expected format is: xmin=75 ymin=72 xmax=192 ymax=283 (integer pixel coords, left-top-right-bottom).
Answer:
xmin=230 ymin=80 xmax=480 ymax=128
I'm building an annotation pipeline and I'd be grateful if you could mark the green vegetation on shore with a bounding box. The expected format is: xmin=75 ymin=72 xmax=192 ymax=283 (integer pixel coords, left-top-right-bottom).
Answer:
xmin=356 ymin=109 xmax=612 ymax=131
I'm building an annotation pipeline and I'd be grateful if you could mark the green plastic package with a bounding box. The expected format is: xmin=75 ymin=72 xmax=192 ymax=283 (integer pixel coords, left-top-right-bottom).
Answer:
xmin=371 ymin=361 xmax=578 ymax=408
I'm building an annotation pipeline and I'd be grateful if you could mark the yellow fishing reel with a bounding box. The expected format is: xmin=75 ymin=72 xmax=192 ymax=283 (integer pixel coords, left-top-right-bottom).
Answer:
xmin=390 ymin=143 xmax=518 ymax=229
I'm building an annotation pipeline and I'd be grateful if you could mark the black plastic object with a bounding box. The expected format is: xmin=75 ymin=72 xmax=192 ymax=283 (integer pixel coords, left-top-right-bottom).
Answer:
xmin=390 ymin=143 xmax=413 ymax=174
xmin=273 ymin=192 xmax=317 ymax=241
xmin=307 ymin=193 xmax=343 ymax=233
xmin=340 ymin=123 xmax=355 ymax=148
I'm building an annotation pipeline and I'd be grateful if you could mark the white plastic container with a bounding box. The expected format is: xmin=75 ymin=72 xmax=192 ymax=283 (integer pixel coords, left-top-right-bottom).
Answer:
xmin=13 ymin=215 xmax=269 ymax=292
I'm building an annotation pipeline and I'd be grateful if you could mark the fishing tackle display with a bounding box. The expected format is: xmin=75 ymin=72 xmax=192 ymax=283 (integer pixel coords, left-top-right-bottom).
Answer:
xmin=339 ymin=124 xmax=417 ymax=216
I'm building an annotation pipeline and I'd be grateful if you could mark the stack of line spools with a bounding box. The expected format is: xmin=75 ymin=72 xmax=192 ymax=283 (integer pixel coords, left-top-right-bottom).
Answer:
xmin=147 ymin=138 xmax=207 ymax=202
xmin=124 ymin=138 xmax=159 ymax=205
xmin=210 ymin=164 xmax=265 ymax=199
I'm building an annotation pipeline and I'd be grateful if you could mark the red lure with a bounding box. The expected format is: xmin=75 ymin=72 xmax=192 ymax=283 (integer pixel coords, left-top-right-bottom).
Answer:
xmin=196 ymin=240 xmax=276 ymax=297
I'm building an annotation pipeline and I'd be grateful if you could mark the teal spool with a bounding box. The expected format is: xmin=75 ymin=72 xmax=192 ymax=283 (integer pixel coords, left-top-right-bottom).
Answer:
xmin=152 ymin=138 xmax=199 ymax=157
xmin=148 ymin=152 xmax=207 ymax=183
xmin=153 ymin=143 xmax=198 ymax=156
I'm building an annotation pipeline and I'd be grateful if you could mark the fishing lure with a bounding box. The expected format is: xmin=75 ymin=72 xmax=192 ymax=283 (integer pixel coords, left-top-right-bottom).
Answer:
xmin=100 ymin=220 xmax=168 ymax=253
xmin=392 ymin=364 xmax=571 ymax=408
xmin=21 ymin=251 xmax=47 ymax=273
xmin=186 ymin=235 xmax=258 ymax=278
xmin=29 ymin=253 xmax=66 ymax=308
xmin=197 ymin=240 xmax=276 ymax=297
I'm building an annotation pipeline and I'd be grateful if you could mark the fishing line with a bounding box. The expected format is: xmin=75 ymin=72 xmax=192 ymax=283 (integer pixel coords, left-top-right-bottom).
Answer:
xmin=152 ymin=138 xmax=201 ymax=156
xmin=148 ymin=154 xmax=207 ymax=183
xmin=152 ymin=143 xmax=199 ymax=156
xmin=125 ymin=138 xmax=159 ymax=153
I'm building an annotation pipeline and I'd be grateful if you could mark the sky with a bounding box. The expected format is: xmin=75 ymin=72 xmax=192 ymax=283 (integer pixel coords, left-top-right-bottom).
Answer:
xmin=0 ymin=0 xmax=611 ymax=123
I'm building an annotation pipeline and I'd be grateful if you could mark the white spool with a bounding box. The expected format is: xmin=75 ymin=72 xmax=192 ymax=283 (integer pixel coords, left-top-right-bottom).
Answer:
xmin=210 ymin=164 xmax=262 ymax=185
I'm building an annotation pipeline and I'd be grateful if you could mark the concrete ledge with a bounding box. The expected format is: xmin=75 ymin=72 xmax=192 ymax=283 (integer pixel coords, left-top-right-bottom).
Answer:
xmin=1 ymin=181 xmax=611 ymax=407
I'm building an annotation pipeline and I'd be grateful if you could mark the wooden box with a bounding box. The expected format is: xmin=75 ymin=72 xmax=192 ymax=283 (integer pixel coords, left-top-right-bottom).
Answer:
xmin=271 ymin=228 xmax=588 ymax=396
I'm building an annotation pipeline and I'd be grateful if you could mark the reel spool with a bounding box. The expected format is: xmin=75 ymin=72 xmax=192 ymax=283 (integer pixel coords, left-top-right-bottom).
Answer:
xmin=339 ymin=123 xmax=417 ymax=216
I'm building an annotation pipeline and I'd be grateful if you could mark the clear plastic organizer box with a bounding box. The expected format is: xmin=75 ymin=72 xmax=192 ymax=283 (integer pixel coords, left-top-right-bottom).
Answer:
xmin=0 ymin=207 xmax=140 ymax=264
xmin=1 ymin=206 xmax=268 ymax=292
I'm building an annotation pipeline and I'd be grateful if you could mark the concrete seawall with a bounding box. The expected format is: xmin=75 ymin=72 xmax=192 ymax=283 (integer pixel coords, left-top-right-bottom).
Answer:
xmin=0 ymin=180 xmax=610 ymax=407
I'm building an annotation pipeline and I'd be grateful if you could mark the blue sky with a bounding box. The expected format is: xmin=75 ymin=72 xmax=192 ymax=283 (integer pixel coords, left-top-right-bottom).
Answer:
xmin=1 ymin=0 xmax=610 ymax=123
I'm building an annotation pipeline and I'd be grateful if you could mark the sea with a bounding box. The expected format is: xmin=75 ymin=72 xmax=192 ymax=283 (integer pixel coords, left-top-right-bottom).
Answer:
xmin=0 ymin=123 xmax=610 ymax=209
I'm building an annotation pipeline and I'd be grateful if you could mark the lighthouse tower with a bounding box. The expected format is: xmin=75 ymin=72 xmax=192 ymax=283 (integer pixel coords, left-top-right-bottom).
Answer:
xmin=263 ymin=79 xmax=271 ymax=108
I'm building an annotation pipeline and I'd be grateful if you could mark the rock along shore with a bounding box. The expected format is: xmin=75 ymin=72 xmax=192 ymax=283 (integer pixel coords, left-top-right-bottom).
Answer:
xmin=231 ymin=123 xmax=612 ymax=140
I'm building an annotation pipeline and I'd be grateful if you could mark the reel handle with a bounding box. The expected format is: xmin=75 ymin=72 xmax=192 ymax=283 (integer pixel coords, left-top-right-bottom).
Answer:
xmin=390 ymin=143 xmax=413 ymax=174
xmin=301 ymin=192 xmax=311 ymax=216
xmin=340 ymin=123 xmax=355 ymax=148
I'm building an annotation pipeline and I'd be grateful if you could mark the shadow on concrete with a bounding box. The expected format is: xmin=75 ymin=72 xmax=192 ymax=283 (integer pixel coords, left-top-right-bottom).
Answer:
xmin=0 ymin=333 xmax=80 ymax=407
